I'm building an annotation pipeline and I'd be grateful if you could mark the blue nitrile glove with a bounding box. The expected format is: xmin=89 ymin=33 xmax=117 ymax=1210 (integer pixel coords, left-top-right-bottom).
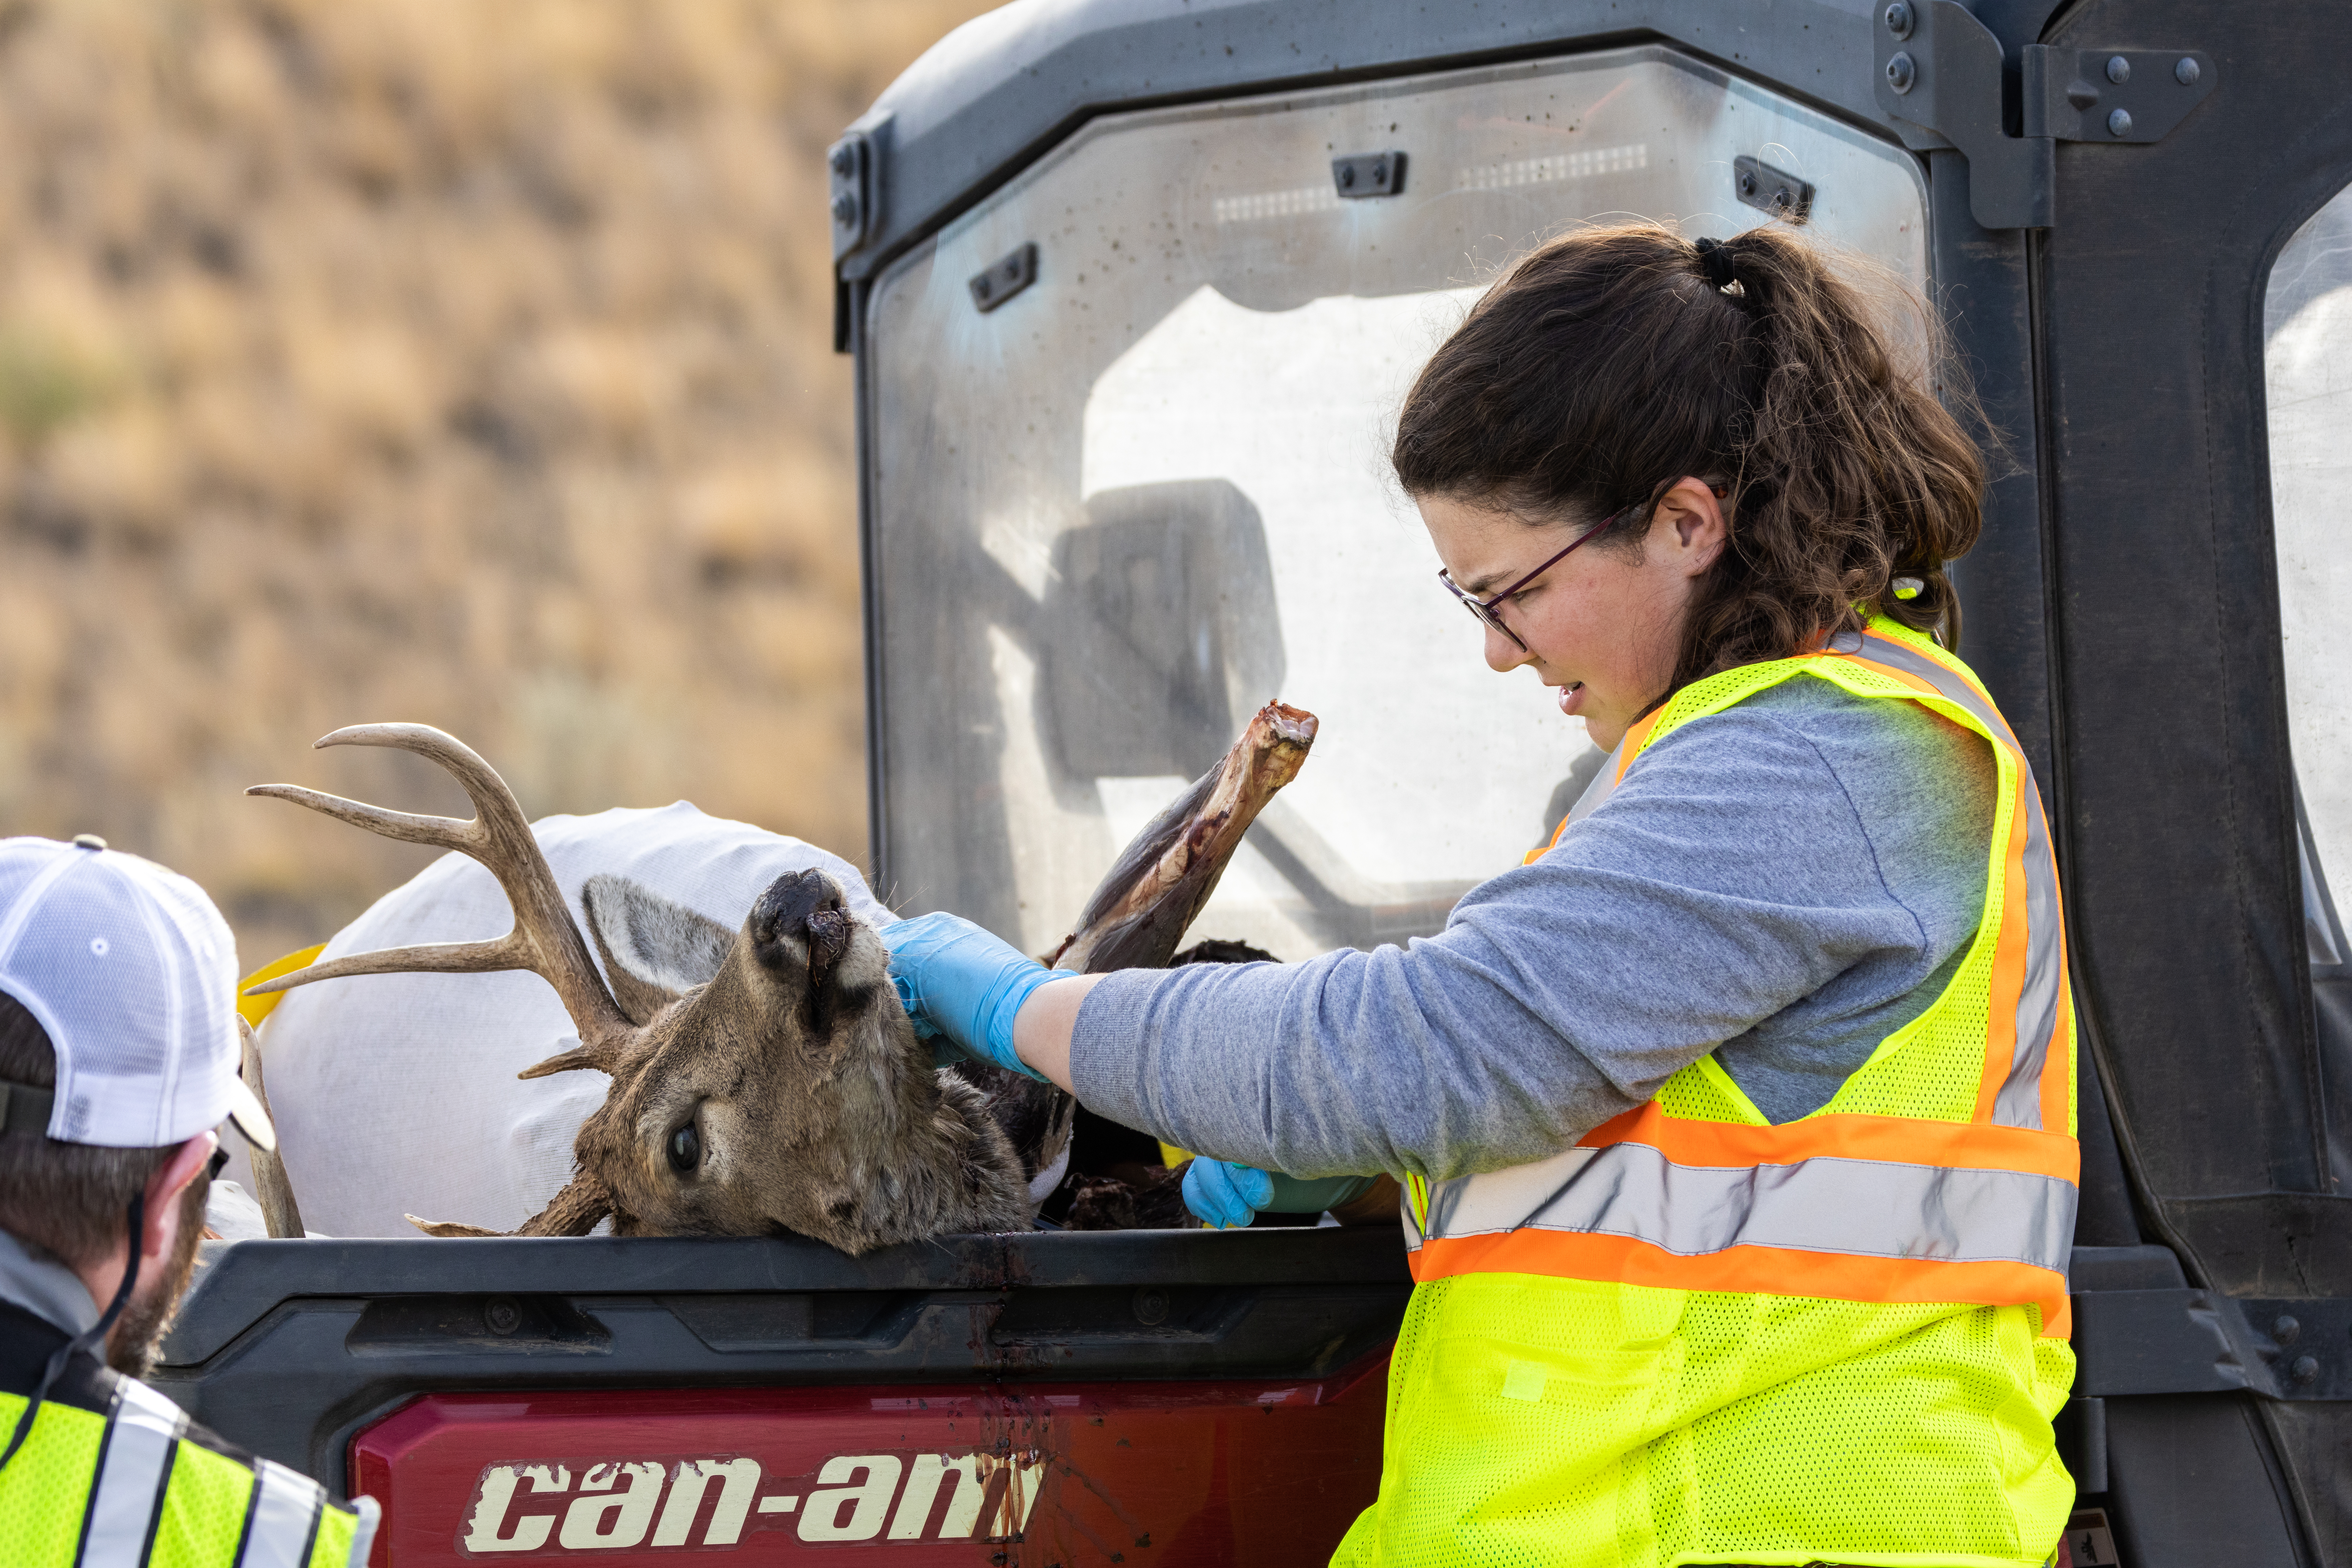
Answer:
xmin=1183 ymin=1159 xmax=1275 ymax=1228
xmin=883 ymin=911 xmax=1059 ymax=1081
xmin=1183 ymin=1163 xmax=1380 ymax=1229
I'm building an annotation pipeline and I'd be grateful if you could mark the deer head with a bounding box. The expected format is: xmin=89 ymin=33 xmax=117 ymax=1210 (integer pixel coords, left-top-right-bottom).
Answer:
xmin=245 ymin=725 xmax=1032 ymax=1249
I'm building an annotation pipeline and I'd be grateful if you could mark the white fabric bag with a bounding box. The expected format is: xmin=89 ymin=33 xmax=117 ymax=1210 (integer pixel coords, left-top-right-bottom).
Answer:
xmin=219 ymin=803 xmax=891 ymax=1238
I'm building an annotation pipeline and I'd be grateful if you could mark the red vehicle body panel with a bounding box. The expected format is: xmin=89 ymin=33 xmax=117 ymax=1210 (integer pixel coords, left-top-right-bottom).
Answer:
xmin=350 ymin=1358 xmax=1389 ymax=1567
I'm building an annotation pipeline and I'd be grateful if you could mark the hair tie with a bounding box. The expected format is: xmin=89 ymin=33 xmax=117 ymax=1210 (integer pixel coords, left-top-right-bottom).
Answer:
xmin=1693 ymin=236 xmax=1738 ymax=292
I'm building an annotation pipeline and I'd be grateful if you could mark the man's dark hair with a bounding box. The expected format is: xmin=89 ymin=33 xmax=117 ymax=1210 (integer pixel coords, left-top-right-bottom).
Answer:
xmin=0 ymin=991 xmax=183 ymax=1266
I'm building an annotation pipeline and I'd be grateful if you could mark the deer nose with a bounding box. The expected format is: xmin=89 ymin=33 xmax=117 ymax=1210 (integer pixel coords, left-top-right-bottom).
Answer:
xmin=750 ymin=869 xmax=845 ymax=949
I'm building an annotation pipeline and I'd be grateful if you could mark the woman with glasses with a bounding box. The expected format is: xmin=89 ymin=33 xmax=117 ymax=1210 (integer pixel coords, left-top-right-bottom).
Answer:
xmin=886 ymin=222 xmax=2079 ymax=1568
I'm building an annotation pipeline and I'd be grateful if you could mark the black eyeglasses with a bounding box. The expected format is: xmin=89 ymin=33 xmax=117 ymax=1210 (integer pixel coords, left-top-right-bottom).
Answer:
xmin=1435 ymin=480 xmax=1726 ymax=652
xmin=206 ymin=1143 xmax=230 ymax=1182
xmin=1436 ymin=499 xmax=1641 ymax=652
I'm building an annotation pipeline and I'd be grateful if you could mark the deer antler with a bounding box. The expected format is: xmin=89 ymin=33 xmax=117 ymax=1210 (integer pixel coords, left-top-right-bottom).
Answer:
xmin=244 ymin=724 xmax=635 ymax=1064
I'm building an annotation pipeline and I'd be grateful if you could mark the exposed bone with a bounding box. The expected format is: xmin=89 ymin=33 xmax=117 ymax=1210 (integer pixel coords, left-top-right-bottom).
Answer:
xmin=235 ymin=1017 xmax=306 ymax=1239
xmin=1048 ymin=701 xmax=1317 ymax=973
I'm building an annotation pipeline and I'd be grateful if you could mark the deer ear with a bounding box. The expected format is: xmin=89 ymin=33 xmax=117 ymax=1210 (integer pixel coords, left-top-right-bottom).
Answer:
xmin=582 ymin=873 xmax=736 ymax=1027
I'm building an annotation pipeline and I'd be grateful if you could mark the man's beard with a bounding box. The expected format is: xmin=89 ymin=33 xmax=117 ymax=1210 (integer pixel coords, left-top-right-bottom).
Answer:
xmin=105 ymin=1175 xmax=209 ymax=1377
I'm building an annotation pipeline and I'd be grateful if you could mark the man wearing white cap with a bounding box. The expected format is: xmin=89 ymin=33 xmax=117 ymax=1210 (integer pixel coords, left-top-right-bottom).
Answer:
xmin=0 ymin=835 xmax=377 ymax=1566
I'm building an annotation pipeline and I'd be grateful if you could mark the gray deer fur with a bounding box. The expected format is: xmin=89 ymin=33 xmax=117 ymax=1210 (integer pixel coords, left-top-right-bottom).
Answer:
xmin=554 ymin=869 xmax=1034 ymax=1249
xmin=244 ymin=708 xmax=1313 ymax=1252
xmin=245 ymin=724 xmax=1036 ymax=1253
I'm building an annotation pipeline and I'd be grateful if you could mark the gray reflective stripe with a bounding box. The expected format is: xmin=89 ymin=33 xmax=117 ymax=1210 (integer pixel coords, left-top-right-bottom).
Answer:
xmin=1856 ymin=634 xmax=2065 ymax=1129
xmin=1852 ymin=633 xmax=2020 ymax=751
xmin=1995 ymin=782 xmax=2065 ymax=1128
xmin=1564 ymin=736 xmax=1631 ymax=827
xmin=1420 ymin=1138 xmax=2076 ymax=1276
xmin=345 ymin=1496 xmax=382 ymax=1568
xmin=239 ymin=1459 xmax=323 ymax=1568
xmin=79 ymin=1378 xmax=185 ymax=1568
xmin=1571 ymin=634 xmax=2067 ymax=1135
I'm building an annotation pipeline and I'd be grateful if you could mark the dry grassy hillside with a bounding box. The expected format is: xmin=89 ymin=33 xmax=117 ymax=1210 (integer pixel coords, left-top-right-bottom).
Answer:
xmin=0 ymin=0 xmax=997 ymax=968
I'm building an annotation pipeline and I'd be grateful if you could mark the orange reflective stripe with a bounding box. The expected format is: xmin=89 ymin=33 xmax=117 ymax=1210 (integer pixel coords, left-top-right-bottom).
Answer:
xmin=1577 ymin=1103 xmax=2081 ymax=1183
xmin=1830 ymin=641 xmax=2071 ymax=1134
xmin=1460 ymin=621 xmax=2082 ymax=1343
xmin=1407 ymin=1229 xmax=2073 ymax=1337
xmin=1977 ymin=777 xmax=2035 ymax=1121
xmin=1613 ymin=710 xmax=1665 ymax=780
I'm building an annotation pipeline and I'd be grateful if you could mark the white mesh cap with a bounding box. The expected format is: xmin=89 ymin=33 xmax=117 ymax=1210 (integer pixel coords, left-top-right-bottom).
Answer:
xmin=0 ymin=835 xmax=273 ymax=1150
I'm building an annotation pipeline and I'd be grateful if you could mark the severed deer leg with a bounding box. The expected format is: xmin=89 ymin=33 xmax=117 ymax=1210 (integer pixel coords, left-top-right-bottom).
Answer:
xmin=963 ymin=701 xmax=1319 ymax=1224
xmin=1047 ymin=701 xmax=1317 ymax=974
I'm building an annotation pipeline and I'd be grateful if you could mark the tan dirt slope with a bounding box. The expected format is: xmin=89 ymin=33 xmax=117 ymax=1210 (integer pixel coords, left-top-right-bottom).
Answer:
xmin=0 ymin=0 xmax=997 ymax=969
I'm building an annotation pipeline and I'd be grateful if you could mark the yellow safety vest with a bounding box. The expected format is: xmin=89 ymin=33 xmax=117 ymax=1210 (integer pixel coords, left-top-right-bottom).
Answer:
xmin=1336 ymin=616 xmax=2079 ymax=1568
xmin=0 ymin=1303 xmax=375 ymax=1568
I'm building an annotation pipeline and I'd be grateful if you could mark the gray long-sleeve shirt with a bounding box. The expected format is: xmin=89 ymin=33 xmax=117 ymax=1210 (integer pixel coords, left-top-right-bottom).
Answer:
xmin=1069 ymin=676 xmax=1997 ymax=1182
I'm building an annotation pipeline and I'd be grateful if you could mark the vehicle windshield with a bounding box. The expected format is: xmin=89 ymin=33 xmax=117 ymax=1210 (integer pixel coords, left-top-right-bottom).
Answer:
xmin=2265 ymin=185 xmax=2352 ymax=970
xmin=865 ymin=44 xmax=1929 ymax=957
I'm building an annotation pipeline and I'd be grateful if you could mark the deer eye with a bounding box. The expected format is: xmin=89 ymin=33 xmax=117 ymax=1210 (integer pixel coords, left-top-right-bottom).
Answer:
xmin=667 ymin=1121 xmax=701 ymax=1175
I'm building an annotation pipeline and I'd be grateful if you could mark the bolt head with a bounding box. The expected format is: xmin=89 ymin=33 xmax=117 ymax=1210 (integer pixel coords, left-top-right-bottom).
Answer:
xmin=484 ymin=1297 xmax=521 ymax=1335
xmin=2107 ymin=107 xmax=2134 ymax=138
xmin=1883 ymin=0 xmax=1914 ymax=39
xmin=2106 ymin=54 xmax=2132 ymax=84
xmin=2175 ymin=55 xmax=2202 ymax=85
xmin=1885 ymin=51 xmax=1917 ymax=94
xmin=2292 ymin=1354 xmax=2320 ymax=1383
xmin=1739 ymin=170 xmax=1759 ymax=196
xmin=831 ymin=191 xmax=858 ymax=225
xmin=829 ymin=143 xmax=855 ymax=177
xmin=2275 ymin=1314 xmax=2303 ymax=1345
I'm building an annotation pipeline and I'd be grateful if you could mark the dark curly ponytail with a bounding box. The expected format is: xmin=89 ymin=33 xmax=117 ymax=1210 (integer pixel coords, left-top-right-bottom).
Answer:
xmin=1392 ymin=222 xmax=1985 ymax=693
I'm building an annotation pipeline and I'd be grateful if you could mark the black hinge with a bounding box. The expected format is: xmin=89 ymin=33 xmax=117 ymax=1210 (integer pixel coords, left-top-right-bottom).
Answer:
xmin=1873 ymin=0 xmax=2215 ymax=229
xmin=828 ymin=131 xmax=874 ymax=260
xmin=969 ymin=243 xmax=1039 ymax=314
xmin=1331 ymin=150 xmax=1407 ymax=199
xmin=1734 ymin=155 xmax=1814 ymax=223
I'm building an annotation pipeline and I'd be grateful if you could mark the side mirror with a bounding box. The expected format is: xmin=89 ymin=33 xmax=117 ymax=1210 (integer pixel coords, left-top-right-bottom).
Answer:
xmin=1039 ymin=479 xmax=1283 ymax=781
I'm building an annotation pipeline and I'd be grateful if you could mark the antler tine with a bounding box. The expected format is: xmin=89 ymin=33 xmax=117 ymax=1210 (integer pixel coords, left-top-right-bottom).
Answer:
xmin=245 ymin=723 xmax=633 ymax=1053
xmin=243 ymin=933 xmax=532 ymax=995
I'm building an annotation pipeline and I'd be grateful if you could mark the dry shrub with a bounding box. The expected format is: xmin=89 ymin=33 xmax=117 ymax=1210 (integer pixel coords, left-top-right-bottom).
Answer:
xmin=0 ymin=0 xmax=998 ymax=966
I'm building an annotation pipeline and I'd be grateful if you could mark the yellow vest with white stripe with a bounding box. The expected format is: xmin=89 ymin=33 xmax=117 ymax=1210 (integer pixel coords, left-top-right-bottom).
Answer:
xmin=1334 ymin=616 xmax=2079 ymax=1568
xmin=0 ymin=1302 xmax=376 ymax=1568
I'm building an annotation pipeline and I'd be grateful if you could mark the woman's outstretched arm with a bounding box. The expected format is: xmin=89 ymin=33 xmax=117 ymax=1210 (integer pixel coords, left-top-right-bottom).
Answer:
xmin=1012 ymin=971 xmax=1101 ymax=1092
xmin=1013 ymin=690 xmax=1989 ymax=1183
